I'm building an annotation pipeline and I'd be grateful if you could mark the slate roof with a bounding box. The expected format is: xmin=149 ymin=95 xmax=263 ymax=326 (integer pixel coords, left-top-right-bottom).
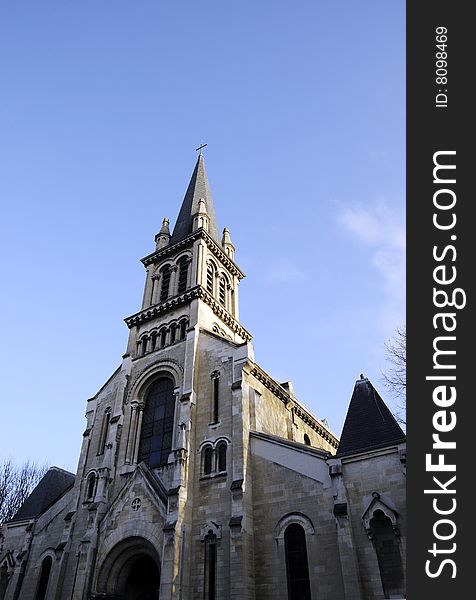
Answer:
xmin=336 ymin=377 xmax=405 ymax=457
xmin=9 ymin=466 xmax=75 ymax=522
xmin=170 ymin=153 xmax=220 ymax=245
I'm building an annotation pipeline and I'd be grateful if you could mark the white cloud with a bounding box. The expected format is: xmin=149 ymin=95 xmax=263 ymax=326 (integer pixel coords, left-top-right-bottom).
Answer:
xmin=338 ymin=199 xmax=406 ymax=334
xmin=339 ymin=200 xmax=405 ymax=251
xmin=266 ymin=258 xmax=305 ymax=283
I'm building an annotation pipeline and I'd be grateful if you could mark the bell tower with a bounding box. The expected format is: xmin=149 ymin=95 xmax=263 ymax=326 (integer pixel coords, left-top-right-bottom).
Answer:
xmin=124 ymin=152 xmax=251 ymax=361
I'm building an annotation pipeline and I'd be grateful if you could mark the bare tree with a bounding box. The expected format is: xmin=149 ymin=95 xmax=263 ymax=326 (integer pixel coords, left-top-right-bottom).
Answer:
xmin=0 ymin=459 xmax=48 ymax=524
xmin=382 ymin=326 xmax=406 ymax=425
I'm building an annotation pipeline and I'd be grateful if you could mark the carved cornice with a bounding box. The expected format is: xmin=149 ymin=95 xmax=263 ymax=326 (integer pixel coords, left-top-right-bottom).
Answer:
xmin=293 ymin=405 xmax=339 ymax=449
xmin=140 ymin=229 xmax=246 ymax=280
xmin=249 ymin=364 xmax=339 ymax=449
xmin=124 ymin=288 xmax=198 ymax=328
xmin=201 ymin=232 xmax=245 ymax=280
xmin=196 ymin=287 xmax=252 ymax=341
xmin=141 ymin=233 xmax=199 ymax=266
xmin=250 ymin=365 xmax=290 ymax=405
xmin=124 ymin=285 xmax=252 ymax=342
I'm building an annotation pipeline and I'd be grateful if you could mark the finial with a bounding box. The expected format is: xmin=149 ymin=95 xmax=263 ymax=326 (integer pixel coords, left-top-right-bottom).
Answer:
xmin=360 ymin=373 xmax=365 ymax=380
xmin=222 ymin=227 xmax=231 ymax=243
xmin=197 ymin=198 xmax=208 ymax=214
xmin=221 ymin=227 xmax=235 ymax=259
xmin=159 ymin=217 xmax=171 ymax=235
xmin=155 ymin=216 xmax=171 ymax=250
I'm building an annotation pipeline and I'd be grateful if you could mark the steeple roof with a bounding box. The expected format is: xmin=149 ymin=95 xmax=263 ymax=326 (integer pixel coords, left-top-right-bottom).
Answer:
xmin=170 ymin=153 xmax=220 ymax=244
xmin=336 ymin=377 xmax=405 ymax=456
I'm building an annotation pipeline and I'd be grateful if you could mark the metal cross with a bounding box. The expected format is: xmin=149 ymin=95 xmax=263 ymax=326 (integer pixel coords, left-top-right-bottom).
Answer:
xmin=195 ymin=143 xmax=207 ymax=154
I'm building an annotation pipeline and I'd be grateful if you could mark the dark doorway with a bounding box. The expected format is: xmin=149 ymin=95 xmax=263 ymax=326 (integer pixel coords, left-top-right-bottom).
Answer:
xmin=370 ymin=509 xmax=404 ymax=599
xmin=123 ymin=555 xmax=160 ymax=600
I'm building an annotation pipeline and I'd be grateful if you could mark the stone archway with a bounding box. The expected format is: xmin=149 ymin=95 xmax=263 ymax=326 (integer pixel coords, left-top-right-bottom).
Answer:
xmin=95 ymin=537 xmax=161 ymax=600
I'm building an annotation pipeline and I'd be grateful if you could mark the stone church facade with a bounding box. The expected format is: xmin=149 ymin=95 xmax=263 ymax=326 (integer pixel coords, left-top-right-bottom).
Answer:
xmin=0 ymin=154 xmax=406 ymax=600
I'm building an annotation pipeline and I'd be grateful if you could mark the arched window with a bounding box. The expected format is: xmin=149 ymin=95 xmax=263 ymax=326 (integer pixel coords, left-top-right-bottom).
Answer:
xmin=217 ymin=442 xmax=227 ymax=472
xmin=206 ymin=264 xmax=214 ymax=295
xmin=203 ymin=446 xmax=213 ymax=475
xmin=138 ymin=378 xmax=176 ymax=468
xmin=204 ymin=530 xmax=217 ymax=600
xmin=179 ymin=320 xmax=188 ymax=340
xmin=284 ymin=523 xmax=312 ymax=600
xmin=304 ymin=434 xmax=311 ymax=446
xmin=150 ymin=331 xmax=157 ymax=352
xmin=35 ymin=556 xmax=53 ymax=600
xmin=177 ymin=258 xmax=189 ymax=294
xmin=160 ymin=328 xmax=167 ymax=348
xmin=218 ymin=276 xmax=226 ymax=306
xmin=142 ymin=336 xmax=149 ymax=355
xmin=160 ymin=267 xmax=171 ymax=303
xmin=170 ymin=323 xmax=176 ymax=345
xmin=370 ymin=510 xmax=404 ymax=598
xmin=97 ymin=409 xmax=111 ymax=455
xmin=85 ymin=472 xmax=97 ymax=501
xmin=211 ymin=372 xmax=220 ymax=424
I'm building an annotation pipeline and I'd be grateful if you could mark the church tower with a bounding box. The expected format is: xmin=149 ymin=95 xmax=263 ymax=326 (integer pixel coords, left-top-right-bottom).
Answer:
xmin=65 ymin=152 xmax=265 ymax=600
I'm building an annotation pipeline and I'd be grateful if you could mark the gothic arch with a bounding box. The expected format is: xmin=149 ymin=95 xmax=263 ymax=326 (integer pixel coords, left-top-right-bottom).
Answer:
xmin=362 ymin=491 xmax=400 ymax=534
xmin=174 ymin=250 xmax=192 ymax=264
xmin=197 ymin=435 xmax=231 ymax=452
xmin=200 ymin=521 xmax=222 ymax=540
xmin=95 ymin=536 xmax=161 ymax=597
xmin=84 ymin=470 xmax=98 ymax=501
xmin=206 ymin=257 xmax=219 ymax=272
xmin=153 ymin=260 xmax=173 ymax=275
xmin=205 ymin=261 xmax=216 ymax=297
xmin=125 ymin=359 xmax=183 ymax=405
xmin=35 ymin=548 xmax=57 ymax=567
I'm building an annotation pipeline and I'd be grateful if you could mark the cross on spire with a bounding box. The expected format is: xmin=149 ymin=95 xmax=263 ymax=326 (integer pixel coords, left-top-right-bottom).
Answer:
xmin=195 ymin=143 xmax=207 ymax=154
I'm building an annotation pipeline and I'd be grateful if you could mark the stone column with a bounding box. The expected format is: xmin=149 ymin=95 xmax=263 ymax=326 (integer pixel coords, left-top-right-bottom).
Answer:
xmin=132 ymin=402 xmax=145 ymax=464
xmin=141 ymin=266 xmax=153 ymax=309
xmin=169 ymin=266 xmax=178 ymax=297
xmin=125 ymin=402 xmax=139 ymax=464
xmin=151 ymin=275 xmax=159 ymax=305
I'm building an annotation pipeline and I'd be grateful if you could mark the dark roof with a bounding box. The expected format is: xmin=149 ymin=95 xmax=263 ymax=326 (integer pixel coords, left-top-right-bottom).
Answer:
xmin=10 ymin=467 xmax=75 ymax=522
xmin=336 ymin=377 xmax=405 ymax=457
xmin=170 ymin=153 xmax=220 ymax=245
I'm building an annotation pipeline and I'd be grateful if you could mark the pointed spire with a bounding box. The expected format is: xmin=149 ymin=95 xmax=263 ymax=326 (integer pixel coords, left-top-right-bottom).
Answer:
xmin=170 ymin=154 xmax=220 ymax=244
xmin=336 ymin=376 xmax=405 ymax=456
xmin=155 ymin=217 xmax=171 ymax=250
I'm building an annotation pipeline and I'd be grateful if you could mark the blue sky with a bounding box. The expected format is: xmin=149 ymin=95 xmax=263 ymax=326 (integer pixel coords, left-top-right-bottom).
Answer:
xmin=0 ymin=1 xmax=405 ymax=472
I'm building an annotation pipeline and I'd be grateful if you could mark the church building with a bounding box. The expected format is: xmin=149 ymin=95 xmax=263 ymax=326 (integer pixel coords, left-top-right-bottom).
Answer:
xmin=0 ymin=154 xmax=406 ymax=600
